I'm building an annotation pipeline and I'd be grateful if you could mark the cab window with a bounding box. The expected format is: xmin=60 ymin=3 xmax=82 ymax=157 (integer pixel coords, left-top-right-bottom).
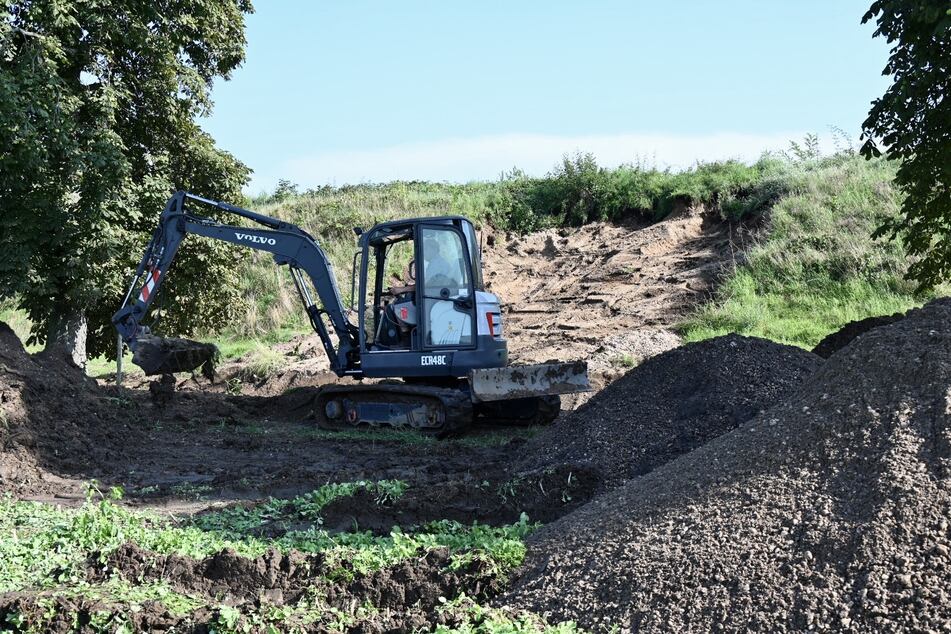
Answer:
xmin=420 ymin=227 xmax=472 ymax=347
xmin=421 ymin=227 xmax=469 ymax=299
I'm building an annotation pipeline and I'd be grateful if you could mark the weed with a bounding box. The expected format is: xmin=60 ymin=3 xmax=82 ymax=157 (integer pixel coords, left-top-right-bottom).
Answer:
xmin=170 ymin=482 xmax=214 ymax=500
xmin=226 ymin=376 xmax=243 ymax=395
xmin=611 ymin=354 xmax=637 ymax=368
xmin=496 ymin=477 xmax=524 ymax=505
xmin=238 ymin=342 xmax=284 ymax=381
xmin=435 ymin=593 xmax=580 ymax=633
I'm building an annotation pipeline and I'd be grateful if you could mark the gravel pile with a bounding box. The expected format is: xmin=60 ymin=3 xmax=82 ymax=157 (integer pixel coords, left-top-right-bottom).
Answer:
xmin=812 ymin=312 xmax=905 ymax=358
xmin=501 ymin=298 xmax=951 ymax=632
xmin=521 ymin=334 xmax=821 ymax=487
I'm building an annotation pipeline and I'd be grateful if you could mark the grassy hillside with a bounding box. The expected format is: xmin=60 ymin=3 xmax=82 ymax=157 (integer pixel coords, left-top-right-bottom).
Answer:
xmin=230 ymin=152 xmax=932 ymax=352
xmin=229 ymin=155 xmax=776 ymax=338
xmin=680 ymin=155 xmax=943 ymax=347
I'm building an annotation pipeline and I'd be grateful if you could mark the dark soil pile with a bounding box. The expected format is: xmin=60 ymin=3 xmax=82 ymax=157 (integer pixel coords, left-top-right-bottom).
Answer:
xmin=0 ymin=323 xmax=139 ymax=494
xmin=521 ymin=334 xmax=821 ymax=487
xmin=500 ymin=298 xmax=951 ymax=632
xmin=812 ymin=312 xmax=906 ymax=358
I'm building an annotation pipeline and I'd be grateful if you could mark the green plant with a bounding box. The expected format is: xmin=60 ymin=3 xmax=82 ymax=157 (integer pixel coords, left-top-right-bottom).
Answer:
xmin=170 ymin=483 xmax=214 ymax=500
xmin=0 ymin=492 xmax=538 ymax=599
xmin=435 ymin=594 xmax=580 ymax=633
xmin=611 ymin=354 xmax=637 ymax=369
xmin=238 ymin=342 xmax=285 ymax=381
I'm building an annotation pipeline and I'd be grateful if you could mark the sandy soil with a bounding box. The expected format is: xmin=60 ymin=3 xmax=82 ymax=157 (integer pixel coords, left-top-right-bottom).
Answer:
xmin=484 ymin=204 xmax=742 ymax=402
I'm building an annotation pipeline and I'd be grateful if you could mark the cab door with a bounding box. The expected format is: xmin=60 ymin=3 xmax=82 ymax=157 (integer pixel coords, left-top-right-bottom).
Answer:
xmin=418 ymin=225 xmax=477 ymax=349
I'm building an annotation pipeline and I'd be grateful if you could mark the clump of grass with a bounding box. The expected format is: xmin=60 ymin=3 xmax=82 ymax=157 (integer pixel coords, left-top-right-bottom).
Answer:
xmin=237 ymin=341 xmax=285 ymax=381
xmin=611 ymin=354 xmax=637 ymax=369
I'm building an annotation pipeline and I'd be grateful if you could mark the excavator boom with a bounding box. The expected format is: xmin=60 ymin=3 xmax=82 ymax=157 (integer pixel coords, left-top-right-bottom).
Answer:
xmin=113 ymin=191 xmax=357 ymax=376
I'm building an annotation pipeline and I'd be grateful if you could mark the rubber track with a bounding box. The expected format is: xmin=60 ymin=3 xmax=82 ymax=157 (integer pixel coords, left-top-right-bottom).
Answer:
xmin=314 ymin=383 xmax=473 ymax=436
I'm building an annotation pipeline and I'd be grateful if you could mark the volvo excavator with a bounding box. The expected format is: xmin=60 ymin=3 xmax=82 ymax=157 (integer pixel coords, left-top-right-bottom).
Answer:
xmin=113 ymin=191 xmax=589 ymax=435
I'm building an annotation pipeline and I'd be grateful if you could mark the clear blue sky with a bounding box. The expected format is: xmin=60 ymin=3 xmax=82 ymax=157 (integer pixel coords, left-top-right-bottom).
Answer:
xmin=200 ymin=1 xmax=891 ymax=193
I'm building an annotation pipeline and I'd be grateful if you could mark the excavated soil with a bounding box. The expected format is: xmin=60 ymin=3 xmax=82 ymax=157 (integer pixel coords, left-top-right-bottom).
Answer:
xmin=520 ymin=334 xmax=821 ymax=489
xmin=0 ymin=319 xmax=602 ymax=524
xmin=500 ymin=298 xmax=951 ymax=632
xmin=484 ymin=205 xmax=746 ymax=404
xmin=0 ymin=323 xmax=141 ymax=496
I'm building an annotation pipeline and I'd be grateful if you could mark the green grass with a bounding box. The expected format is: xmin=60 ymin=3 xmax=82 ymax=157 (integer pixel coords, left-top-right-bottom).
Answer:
xmin=297 ymin=425 xmax=541 ymax=448
xmin=234 ymin=340 xmax=286 ymax=381
xmin=680 ymin=154 xmax=944 ymax=348
xmin=0 ymin=301 xmax=39 ymax=354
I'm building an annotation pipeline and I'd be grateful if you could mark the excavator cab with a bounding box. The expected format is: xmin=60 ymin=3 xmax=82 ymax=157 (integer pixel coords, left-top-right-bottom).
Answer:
xmin=355 ymin=217 xmax=507 ymax=378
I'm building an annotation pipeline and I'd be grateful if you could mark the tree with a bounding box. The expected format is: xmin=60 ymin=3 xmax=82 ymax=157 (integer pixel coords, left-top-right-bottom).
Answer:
xmin=861 ymin=1 xmax=951 ymax=290
xmin=0 ymin=0 xmax=254 ymax=367
xmin=272 ymin=179 xmax=300 ymax=202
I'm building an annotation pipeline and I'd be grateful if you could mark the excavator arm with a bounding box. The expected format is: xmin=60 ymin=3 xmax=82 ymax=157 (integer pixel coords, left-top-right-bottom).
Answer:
xmin=112 ymin=191 xmax=360 ymax=376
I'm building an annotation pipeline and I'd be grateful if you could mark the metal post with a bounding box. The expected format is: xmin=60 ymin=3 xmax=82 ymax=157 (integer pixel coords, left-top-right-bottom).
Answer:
xmin=116 ymin=333 xmax=123 ymax=386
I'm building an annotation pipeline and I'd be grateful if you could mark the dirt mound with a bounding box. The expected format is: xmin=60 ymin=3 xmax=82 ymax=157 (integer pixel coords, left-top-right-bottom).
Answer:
xmin=483 ymin=208 xmax=746 ymax=403
xmin=501 ymin=298 xmax=951 ymax=632
xmin=520 ymin=334 xmax=821 ymax=488
xmin=0 ymin=323 xmax=143 ymax=495
xmin=812 ymin=312 xmax=905 ymax=358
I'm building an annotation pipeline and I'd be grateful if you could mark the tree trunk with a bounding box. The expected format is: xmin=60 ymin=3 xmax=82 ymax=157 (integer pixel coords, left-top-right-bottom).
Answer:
xmin=45 ymin=309 xmax=88 ymax=370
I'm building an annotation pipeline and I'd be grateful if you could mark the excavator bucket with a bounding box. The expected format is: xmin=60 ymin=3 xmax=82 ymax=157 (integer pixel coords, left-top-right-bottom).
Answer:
xmin=132 ymin=334 xmax=218 ymax=377
xmin=468 ymin=361 xmax=590 ymax=403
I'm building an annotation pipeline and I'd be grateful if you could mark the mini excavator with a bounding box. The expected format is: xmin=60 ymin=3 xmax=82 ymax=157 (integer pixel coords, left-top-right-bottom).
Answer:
xmin=113 ymin=191 xmax=589 ymax=434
